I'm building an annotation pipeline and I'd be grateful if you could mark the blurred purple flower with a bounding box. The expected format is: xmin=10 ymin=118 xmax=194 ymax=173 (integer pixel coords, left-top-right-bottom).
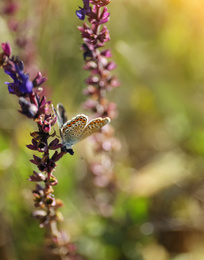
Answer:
xmin=2 ymin=2 xmax=19 ymax=15
xmin=76 ymin=0 xmax=91 ymax=20
xmin=8 ymin=19 xmax=19 ymax=32
xmin=101 ymin=49 xmax=112 ymax=58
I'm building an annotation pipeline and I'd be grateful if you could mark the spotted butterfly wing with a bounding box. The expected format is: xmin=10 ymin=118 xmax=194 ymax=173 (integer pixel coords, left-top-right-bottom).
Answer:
xmin=78 ymin=117 xmax=111 ymax=142
xmin=53 ymin=104 xmax=111 ymax=149
xmin=61 ymin=114 xmax=88 ymax=148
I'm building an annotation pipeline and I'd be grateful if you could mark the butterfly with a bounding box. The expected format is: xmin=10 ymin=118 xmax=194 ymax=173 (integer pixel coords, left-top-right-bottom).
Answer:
xmin=52 ymin=103 xmax=111 ymax=151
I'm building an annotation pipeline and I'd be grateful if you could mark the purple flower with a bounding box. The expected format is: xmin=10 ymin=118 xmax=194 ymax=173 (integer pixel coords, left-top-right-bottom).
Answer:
xmin=4 ymin=57 xmax=33 ymax=96
xmin=76 ymin=0 xmax=91 ymax=20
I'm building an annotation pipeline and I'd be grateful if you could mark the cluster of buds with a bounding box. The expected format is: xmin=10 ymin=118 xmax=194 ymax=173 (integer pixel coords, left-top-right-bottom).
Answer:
xmin=0 ymin=42 xmax=82 ymax=258
xmin=89 ymin=126 xmax=120 ymax=188
xmin=76 ymin=0 xmax=120 ymax=189
xmin=77 ymin=0 xmax=119 ymax=117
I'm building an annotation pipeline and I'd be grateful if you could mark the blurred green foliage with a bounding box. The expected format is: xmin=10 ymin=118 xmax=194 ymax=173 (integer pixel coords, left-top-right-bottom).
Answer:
xmin=1 ymin=0 xmax=204 ymax=259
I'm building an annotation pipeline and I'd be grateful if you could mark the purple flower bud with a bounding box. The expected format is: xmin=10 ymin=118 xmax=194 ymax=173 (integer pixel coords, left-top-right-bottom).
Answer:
xmin=19 ymin=97 xmax=38 ymax=118
xmin=106 ymin=61 xmax=117 ymax=71
xmin=32 ymin=72 xmax=47 ymax=87
xmin=98 ymin=26 xmax=110 ymax=43
xmin=49 ymin=175 xmax=58 ymax=186
xmin=49 ymin=138 xmax=62 ymax=150
xmin=31 ymin=155 xmax=48 ymax=172
xmin=76 ymin=0 xmax=91 ymax=20
xmin=83 ymin=85 xmax=97 ymax=95
xmin=99 ymin=7 xmax=110 ymax=24
xmin=51 ymin=151 xmax=64 ymax=162
xmin=101 ymin=49 xmax=112 ymax=58
xmin=30 ymin=155 xmax=42 ymax=166
xmin=28 ymin=171 xmax=46 ymax=182
xmin=91 ymin=6 xmax=110 ymax=25
xmin=86 ymin=76 xmax=99 ymax=85
xmin=45 ymin=194 xmax=56 ymax=206
xmin=37 ymin=97 xmax=52 ymax=116
xmin=46 ymin=159 xmax=56 ymax=173
xmin=109 ymin=76 xmax=120 ymax=88
xmin=1 ymin=42 xmax=11 ymax=57
xmin=83 ymin=60 xmax=97 ymax=70
xmin=27 ymin=139 xmax=38 ymax=150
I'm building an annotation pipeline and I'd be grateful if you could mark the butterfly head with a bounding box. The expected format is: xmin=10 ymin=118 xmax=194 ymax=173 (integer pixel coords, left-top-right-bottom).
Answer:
xmin=61 ymin=145 xmax=74 ymax=155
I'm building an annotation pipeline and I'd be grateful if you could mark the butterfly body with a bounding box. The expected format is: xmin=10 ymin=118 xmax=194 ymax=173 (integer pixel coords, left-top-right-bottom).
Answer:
xmin=52 ymin=104 xmax=111 ymax=150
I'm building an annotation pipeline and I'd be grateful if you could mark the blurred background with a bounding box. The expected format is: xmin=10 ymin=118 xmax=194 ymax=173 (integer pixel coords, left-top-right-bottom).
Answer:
xmin=1 ymin=0 xmax=204 ymax=259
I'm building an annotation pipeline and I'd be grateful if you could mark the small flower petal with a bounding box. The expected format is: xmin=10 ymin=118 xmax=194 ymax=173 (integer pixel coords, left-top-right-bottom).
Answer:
xmin=1 ymin=42 xmax=11 ymax=57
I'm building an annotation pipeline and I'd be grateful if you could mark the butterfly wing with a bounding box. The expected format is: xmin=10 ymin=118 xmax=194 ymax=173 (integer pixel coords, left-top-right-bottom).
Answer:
xmin=52 ymin=104 xmax=64 ymax=128
xmin=78 ymin=117 xmax=111 ymax=142
xmin=57 ymin=103 xmax=67 ymax=125
xmin=61 ymin=114 xmax=88 ymax=148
